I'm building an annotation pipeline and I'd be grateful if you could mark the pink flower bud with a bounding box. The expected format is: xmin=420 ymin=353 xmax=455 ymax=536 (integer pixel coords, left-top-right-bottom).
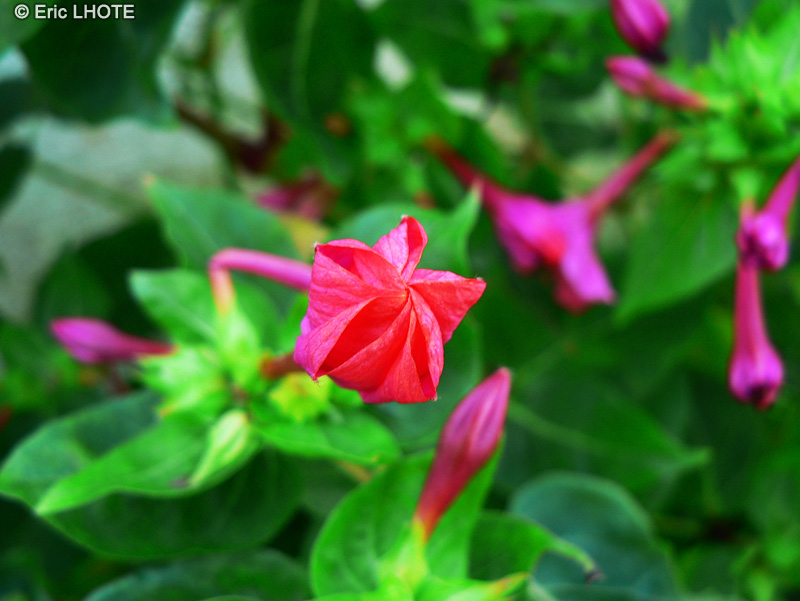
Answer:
xmin=294 ymin=216 xmax=486 ymax=404
xmin=208 ymin=249 xmax=313 ymax=312
xmin=606 ymin=56 xmax=706 ymax=111
xmin=414 ymin=368 xmax=511 ymax=539
xmin=736 ymin=154 xmax=800 ymax=271
xmin=51 ymin=318 xmax=173 ymax=364
xmin=728 ymin=260 xmax=784 ymax=410
xmin=431 ymin=134 xmax=674 ymax=312
xmin=610 ymin=0 xmax=670 ymax=62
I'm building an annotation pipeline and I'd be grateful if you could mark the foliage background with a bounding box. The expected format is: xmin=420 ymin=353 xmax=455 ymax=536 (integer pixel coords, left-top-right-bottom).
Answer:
xmin=1 ymin=0 xmax=799 ymax=600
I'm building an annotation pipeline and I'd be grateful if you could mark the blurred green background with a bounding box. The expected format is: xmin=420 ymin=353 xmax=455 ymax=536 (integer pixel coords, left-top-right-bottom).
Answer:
xmin=2 ymin=0 xmax=800 ymax=600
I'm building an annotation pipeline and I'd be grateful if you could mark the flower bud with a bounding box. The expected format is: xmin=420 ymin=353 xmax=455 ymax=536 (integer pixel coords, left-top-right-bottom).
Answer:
xmin=414 ymin=368 xmax=511 ymax=539
xmin=606 ymin=56 xmax=706 ymax=111
xmin=51 ymin=318 xmax=173 ymax=364
xmin=208 ymin=248 xmax=313 ymax=313
xmin=736 ymin=154 xmax=800 ymax=271
xmin=610 ymin=0 xmax=670 ymax=62
xmin=728 ymin=261 xmax=784 ymax=410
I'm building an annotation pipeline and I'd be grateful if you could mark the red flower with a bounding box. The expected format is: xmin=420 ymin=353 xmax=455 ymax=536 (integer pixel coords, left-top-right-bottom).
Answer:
xmin=414 ymin=368 xmax=511 ymax=539
xmin=51 ymin=318 xmax=173 ymax=364
xmin=294 ymin=216 xmax=486 ymax=404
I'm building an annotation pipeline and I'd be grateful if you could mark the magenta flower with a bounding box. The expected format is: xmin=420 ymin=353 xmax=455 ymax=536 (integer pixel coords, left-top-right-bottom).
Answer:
xmin=208 ymin=248 xmax=313 ymax=312
xmin=610 ymin=0 xmax=670 ymax=62
xmin=414 ymin=368 xmax=510 ymax=539
xmin=431 ymin=133 xmax=674 ymax=312
xmin=51 ymin=318 xmax=173 ymax=364
xmin=728 ymin=260 xmax=784 ymax=410
xmin=606 ymin=56 xmax=706 ymax=111
xmin=294 ymin=216 xmax=486 ymax=404
xmin=736 ymin=155 xmax=800 ymax=271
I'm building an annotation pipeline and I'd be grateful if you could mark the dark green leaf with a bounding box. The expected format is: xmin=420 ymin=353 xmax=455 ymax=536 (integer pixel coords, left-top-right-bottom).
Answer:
xmin=469 ymin=511 xmax=596 ymax=582
xmin=511 ymin=473 xmax=677 ymax=598
xmin=243 ymin=0 xmax=375 ymax=124
xmin=371 ymin=0 xmax=490 ymax=88
xmin=45 ymin=451 xmax=300 ymax=559
xmin=83 ymin=551 xmax=308 ymax=601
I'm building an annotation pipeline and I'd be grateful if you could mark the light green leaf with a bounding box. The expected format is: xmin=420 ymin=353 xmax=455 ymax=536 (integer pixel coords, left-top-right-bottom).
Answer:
xmin=257 ymin=410 xmax=400 ymax=466
xmin=311 ymin=452 xmax=497 ymax=596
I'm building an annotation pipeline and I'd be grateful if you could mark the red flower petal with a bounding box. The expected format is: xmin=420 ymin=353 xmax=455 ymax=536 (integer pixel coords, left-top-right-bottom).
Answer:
xmin=360 ymin=308 xmax=429 ymax=404
xmin=409 ymin=270 xmax=486 ymax=343
xmin=373 ymin=216 xmax=428 ymax=280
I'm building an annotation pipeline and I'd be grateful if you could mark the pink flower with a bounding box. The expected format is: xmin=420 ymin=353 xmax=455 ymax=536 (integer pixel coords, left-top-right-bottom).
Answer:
xmin=414 ymin=368 xmax=511 ymax=539
xmin=736 ymin=154 xmax=800 ymax=271
xmin=610 ymin=0 xmax=670 ymax=62
xmin=257 ymin=175 xmax=334 ymax=221
xmin=51 ymin=318 xmax=173 ymax=364
xmin=606 ymin=56 xmax=706 ymax=111
xmin=208 ymin=249 xmax=313 ymax=312
xmin=294 ymin=216 xmax=486 ymax=404
xmin=431 ymin=133 xmax=674 ymax=312
xmin=728 ymin=260 xmax=783 ymax=410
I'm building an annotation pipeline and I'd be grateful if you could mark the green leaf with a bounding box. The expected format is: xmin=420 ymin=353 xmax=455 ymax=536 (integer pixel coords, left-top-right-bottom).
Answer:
xmin=617 ymin=195 xmax=737 ymax=322
xmin=0 ymin=392 xmax=255 ymax=515
xmin=45 ymin=451 xmax=300 ymax=559
xmin=332 ymin=192 xmax=481 ymax=275
xmin=129 ymin=269 xmax=217 ymax=344
xmin=469 ymin=511 xmax=596 ymax=582
xmin=83 ymin=550 xmax=309 ymax=601
xmin=0 ymin=392 xmax=161 ymax=507
xmin=257 ymin=411 xmax=400 ymax=466
xmin=33 ymin=414 xmax=209 ymax=515
xmin=505 ymin=371 xmax=709 ymax=497
xmin=510 ymin=473 xmax=677 ymax=599
xmin=242 ymin=0 xmax=375 ymax=124
xmin=19 ymin=4 xmax=181 ymax=121
xmin=311 ymin=452 xmax=497 ymax=596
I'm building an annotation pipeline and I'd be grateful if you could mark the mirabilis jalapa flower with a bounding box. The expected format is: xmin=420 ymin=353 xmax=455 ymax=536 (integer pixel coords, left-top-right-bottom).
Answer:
xmin=728 ymin=258 xmax=784 ymax=410
xmin=51 ymin=318 xmax=173 ymax=364
xmin=610 ymin=0 xmax=671 ymax=63
xmin=430 ymin=132 xmax=675 ymax=312
xmin=294 ymin=216 xmax=486 ymax=404
xmin=606 ymin=56 xmax=707 ymax=111
xmin=736 ymin=153 xmax=800 ymax=271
